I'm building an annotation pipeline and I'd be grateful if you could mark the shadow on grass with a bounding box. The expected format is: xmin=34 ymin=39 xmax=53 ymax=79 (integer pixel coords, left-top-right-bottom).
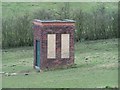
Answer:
xmin=42 ymin=62 xmax=97 ymax=72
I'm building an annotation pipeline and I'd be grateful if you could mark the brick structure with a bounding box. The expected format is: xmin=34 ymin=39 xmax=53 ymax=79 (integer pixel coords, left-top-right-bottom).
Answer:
xmin=32 ymin=19 xmax=76 ymax=70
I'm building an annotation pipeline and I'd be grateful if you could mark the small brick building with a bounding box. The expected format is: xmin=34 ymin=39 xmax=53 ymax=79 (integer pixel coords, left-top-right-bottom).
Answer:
xmin=32 ymin=19 xmax=76 ymax=70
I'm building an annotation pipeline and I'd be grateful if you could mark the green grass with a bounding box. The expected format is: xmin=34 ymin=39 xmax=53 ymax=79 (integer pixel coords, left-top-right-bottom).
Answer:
xmin=2 ymin=2 xmax=118 ymax=18
xmin=2 ymin=39 xmax=118 ymax=88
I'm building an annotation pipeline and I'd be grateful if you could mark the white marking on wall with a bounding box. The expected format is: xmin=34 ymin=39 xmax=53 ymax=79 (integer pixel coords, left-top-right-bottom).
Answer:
xmin=61 ymin=34 xmax=70 ymax=58
xmin=47 ymin=34 xmax=56 ymax=58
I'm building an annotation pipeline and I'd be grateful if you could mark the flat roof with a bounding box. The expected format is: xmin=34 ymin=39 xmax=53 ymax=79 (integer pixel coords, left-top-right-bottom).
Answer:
xmin=34 ymin=19 xmax=76 ymax=23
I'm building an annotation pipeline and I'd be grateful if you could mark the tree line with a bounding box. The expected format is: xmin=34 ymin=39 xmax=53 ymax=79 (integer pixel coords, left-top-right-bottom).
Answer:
xmin=2 ymin=2 xmax=118 ymax=48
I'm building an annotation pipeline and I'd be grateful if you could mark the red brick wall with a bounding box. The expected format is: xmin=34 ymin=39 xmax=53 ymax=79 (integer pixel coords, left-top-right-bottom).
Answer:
xmin=33 ymin=22 xmax=75 ymax=70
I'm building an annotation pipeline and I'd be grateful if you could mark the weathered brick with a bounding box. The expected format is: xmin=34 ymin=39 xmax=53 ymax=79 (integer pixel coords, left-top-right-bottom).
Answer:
xmin=33 ymin=20 xmax=76 ymax=70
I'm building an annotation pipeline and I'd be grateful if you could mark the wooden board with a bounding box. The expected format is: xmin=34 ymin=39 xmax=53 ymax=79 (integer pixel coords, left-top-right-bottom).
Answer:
xmin=47 ymin=34 xmax=56 ymax=58
xmin=61 ymin=34 xmax=70 ymax=58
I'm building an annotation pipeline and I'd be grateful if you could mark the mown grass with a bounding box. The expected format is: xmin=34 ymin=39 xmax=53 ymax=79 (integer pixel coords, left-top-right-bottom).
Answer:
xmin=2 ymin=39 xmax=118 ymax=88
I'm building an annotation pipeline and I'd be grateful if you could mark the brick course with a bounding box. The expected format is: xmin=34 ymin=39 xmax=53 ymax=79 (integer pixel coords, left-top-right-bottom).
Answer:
xmin=33 ymin=20 xmax=76 ymax=70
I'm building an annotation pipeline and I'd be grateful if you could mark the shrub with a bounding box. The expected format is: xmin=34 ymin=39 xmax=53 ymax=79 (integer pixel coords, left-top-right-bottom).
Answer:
xmin=2 ymin=3 xmax=118 ymax=48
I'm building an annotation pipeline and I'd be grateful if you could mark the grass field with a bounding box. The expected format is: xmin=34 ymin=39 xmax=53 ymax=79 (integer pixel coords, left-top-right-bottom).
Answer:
xmin=2 ymin=2 xmax=118 ymax=18
xmin=2 ymin=39 xmax=118 ymax=88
